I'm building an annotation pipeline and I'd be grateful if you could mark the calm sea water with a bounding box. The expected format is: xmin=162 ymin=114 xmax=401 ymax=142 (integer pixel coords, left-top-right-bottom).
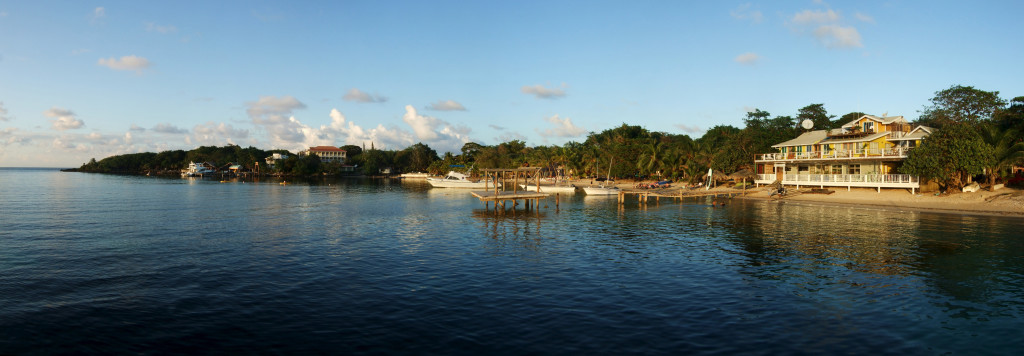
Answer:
xmin=2 ymin=168 xmax=1023 ymax=354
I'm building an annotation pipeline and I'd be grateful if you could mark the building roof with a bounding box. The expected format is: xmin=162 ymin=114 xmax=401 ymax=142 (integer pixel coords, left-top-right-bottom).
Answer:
xmin=840 ymin=114 xmax=907 ymax=128
xmin=820 ymin=131 xmax=890 ymax=145
xmin=772 ymin=130 xmax=829 ymax=148
xmin=888 ymin=126 xmax=935 ymax=141
xmin=308 ymin=146 xmax=346 ymax=152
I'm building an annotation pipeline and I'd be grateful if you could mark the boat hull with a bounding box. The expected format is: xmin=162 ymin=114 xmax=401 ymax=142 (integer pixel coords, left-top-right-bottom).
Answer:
xmin=427 ymin=178 xmax=499 ymax=189
xmin=521 ymin=185 xmax=577 ymax=194
xmin=583 ymin=186 xmax=620 ymax=195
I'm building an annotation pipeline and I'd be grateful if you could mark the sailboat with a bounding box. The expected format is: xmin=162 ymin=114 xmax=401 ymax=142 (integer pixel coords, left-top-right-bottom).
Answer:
xmin=583 ymin=157 xmax=621 ymax=195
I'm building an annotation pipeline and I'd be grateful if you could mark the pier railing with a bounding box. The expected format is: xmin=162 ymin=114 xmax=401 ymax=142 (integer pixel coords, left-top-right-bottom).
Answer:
xmin=755 ymin=147 xmax=913 ymax=162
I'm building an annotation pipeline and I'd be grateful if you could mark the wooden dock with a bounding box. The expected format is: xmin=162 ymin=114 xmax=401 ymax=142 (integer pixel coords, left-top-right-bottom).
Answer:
xmin=472 ymin=167 xmax=553 ymax=213
xmin=616 ymin=188 xmax=756 ymax=204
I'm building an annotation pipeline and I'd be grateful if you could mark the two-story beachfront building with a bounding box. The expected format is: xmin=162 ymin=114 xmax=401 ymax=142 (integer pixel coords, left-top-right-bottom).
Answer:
xmin=754 ymin=114 xmax=934 ymax=193
xmin=300 ymin=146 xmax=347 ymax=164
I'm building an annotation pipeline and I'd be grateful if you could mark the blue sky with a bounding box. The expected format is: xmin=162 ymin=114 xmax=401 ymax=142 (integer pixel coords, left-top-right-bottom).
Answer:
xmin=1 ymin=1 xmax=1022 ymax=167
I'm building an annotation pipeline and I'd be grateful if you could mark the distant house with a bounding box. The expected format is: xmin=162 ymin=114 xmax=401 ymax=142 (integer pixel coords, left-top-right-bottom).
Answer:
xmin=754 ymin=114 xmax=934 ymax=193
xmin=300 ymin=146 xmax=347 ymax=164
xmin=265 ymin=153 xmax=289 ymax=168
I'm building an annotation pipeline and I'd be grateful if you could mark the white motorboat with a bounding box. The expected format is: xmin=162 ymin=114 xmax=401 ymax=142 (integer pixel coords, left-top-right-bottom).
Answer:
xmin=427 ymin=171 xmax=500 ymax=189
xmin=181 ymin=162 xmax=215 ymax=177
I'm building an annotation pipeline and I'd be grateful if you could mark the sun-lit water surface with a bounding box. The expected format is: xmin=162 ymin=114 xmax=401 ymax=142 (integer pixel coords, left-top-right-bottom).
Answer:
xmin=1 ymin=168 xmax=1022 ymax=354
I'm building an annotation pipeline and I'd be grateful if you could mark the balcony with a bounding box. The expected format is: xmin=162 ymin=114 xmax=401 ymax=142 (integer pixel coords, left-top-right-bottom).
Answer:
xmin=755 ymin=147 xmax=913 ymax=162
xmin=755 ymin=173 xmax=920 ymax=190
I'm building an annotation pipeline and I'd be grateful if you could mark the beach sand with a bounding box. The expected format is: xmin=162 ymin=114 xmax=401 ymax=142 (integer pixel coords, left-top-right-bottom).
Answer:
xmin=740 ymin=186 xmax=1024 ymax=217
xmin=584 ymin=178 xmax=1024 ymax=217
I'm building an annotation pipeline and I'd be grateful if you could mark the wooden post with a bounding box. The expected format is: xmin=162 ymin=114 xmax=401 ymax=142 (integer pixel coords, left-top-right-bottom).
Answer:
xmin=556 ymin=193 xmax=560 ymax=209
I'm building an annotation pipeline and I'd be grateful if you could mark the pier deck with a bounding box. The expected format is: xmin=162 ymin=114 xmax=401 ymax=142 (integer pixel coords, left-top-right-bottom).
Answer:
xmin=617 ymin=188 xmax=758 ymax=204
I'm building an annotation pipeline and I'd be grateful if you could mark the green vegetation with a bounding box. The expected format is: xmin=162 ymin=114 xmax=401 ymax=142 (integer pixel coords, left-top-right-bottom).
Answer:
xmin=74 ymin=85 xmax=1024 ymax=187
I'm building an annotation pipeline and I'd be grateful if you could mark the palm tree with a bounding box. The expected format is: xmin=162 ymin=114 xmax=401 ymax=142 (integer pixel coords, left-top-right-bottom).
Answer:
xmin=979 ymin=124 xmax=1024 ymax=188
xmin=636 ymin=139 xmax=667 ymax=179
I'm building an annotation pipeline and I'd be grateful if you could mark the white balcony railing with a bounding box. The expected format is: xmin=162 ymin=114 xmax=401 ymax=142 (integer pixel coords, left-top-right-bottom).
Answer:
xmin=755 ymin=147 xmax=913 ymax=162
xmin=755 ymin=173 xmax=919 ymax=187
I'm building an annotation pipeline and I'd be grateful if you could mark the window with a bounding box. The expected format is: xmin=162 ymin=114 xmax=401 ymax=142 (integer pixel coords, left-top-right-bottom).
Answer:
xmin=864 ymin=122 xmax=874 ymax=133
xmin=849 ymin=164 xmax=860 ymax=174
xmin=831 ymin=165 xmax=842 ymax=174
xmin=798 ymin=165 xmax=809 ymax=173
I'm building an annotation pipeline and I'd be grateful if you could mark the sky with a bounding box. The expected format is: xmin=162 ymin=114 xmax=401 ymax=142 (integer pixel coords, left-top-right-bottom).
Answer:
xmin=1 ymin=1 xmax=1022 ymax=167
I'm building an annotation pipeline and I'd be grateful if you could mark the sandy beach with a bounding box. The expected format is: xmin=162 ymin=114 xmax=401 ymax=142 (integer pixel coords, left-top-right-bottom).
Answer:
xmin=585 ymin=179 xmax=1024 ymax=217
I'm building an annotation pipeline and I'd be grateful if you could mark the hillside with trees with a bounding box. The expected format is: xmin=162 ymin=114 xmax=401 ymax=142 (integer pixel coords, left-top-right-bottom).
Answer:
xmin=72 ymin=85 xmax=1024 ymax=189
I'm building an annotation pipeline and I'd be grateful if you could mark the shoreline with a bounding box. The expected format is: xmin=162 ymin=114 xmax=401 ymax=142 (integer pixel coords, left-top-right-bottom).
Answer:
xmin=588 ymin=178 xmax=1024 ymax=218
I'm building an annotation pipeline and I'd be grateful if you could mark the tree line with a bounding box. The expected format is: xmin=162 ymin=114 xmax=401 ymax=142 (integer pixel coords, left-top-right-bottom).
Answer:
xmin=75 ymin=84 xmax=1024 ymax=189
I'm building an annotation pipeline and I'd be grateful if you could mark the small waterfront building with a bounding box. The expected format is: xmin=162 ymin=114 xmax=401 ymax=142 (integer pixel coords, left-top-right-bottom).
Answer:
xmin=754 ymin=114 xmax=934 ymax=193
xmin=264 ymin=153 xmax=289 ymax=168
xmin=300 ymin=146 xmax=347 ymax=164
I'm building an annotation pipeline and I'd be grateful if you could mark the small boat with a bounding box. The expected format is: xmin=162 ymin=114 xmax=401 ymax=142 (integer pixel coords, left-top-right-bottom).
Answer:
xmin=583 ymin=157 xmax=619 ymax=195
xmin=522 ymin=184 xmax=577 ymax=194
xmin=181 ymin=162 xmax=215 ymax=177
xmin=426 ymin=171 xmax=500 ymax=189
xmin=582 ymin=185 xmax=620 ymax=195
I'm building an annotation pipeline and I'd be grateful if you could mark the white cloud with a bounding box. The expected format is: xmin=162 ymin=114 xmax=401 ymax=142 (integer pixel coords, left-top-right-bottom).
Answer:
xmin=813 ymin=25 xmax=863 ymax=48
xmin=734 ymin=52 xmax=760 ymax=65
xmin=401 ymin=105 xmax=471 ymax=152
xmin=342 ymin=88 xmax=388 ymax=103
xmin=537 ymin=114 xmax=586 ymax=137
xmin=0 ymin=101 xmax=9 ymax=121
xmin=153 ymin=123 xmax=188 ymax=134
xmin=854 ymin=12 xmax=875 ymax=24
xmin=0 ymin=11 xmax=7 ymax=18
xmin=675 ymin=124 xmax=703 ymax=134
xmin=246 ymin=95 xmax=306 ymax=124
xmin=90 ymin=7 xmax=105 ymax=25
xmin=427 ymin=100 xmax=467 ymax=111
xmin=129 ymin=124 xmax=146 ymax=132
xmin=489 ymin=124 xmax=505 ymax=131
xmin=730 ymin=3 xmax=763 ymax=23
xmin=97 ymin=55 xmax=151 ymax=72
xmin=192 ymin=122 xmax=249 ymax=146
xmin=145 ymin=22 xmax=177 ymax=33
xmin=497 ymin=132 xmax=528 ymax=143
xmin=791 ymin=9 xmax=839 ymax=24
xmin=521 ymin=84 xmax=567 ymax=99
xmin=789 ymin=9 xmax=864 ymax=49
xmin=44 ymin=107 xmax=84 ymax=131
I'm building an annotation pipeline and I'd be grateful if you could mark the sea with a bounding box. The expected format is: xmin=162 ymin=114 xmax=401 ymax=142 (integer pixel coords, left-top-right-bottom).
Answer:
xmin=1 ymin=167 xmax=1023 ymax=355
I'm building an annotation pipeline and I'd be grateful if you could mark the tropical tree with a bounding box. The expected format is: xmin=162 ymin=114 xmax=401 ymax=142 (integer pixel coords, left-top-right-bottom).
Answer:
xmin=917 ymin=84 xmax=1008 ymax=128
xmin=796 ymin=103 xmax=838 ymax=130
xmin=978 ymin=123 xmax=1024 ymax=188
xmin=901 ymin=123 xmax=995 ymax=191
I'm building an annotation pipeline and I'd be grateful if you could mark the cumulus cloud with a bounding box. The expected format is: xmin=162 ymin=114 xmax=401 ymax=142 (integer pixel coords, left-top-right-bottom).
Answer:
xmin=44 ymin=107 xmax=85 ymax=130
xmin=537 ymin=114 xmax=586 ymax=138
xmin=128 ymin=124 xmax=146 ymax=132
xmin=145 ymin=22 xmax=177 ymax=33
xmin=734 ymin=52 xmax=760 ymax=65
xmin=427 ymin=100 xmax=467 ymax=111
xmin=789 ymin=9 xmax=864 ymax=49
xmin=521 ymin=84 xmax=567 ymax=99
xmin=730 ymin=3 xmax=763 ymax=23
xmin=98 ymin=55 xmax=151 ymax=72
xmin=192 ymin=122 xmax=249 ymax=145
xmin=0 ymin=102 xmax=9 ymax=121
xmin=854 ymin=12 xmax=875 ymax=23
xmin=792 ymin=9 xmax=839 ymax=24
xmin=153 ymin=123 xmax=189 ymax=134
xmin=813 ymin=25 xmax=863 ymax=48
xmin=401 ymin=105 xmax=471 ymax=151
xmin=675 ymin=124 xmax=703 ymax=134
xmin=342 ymin=88 xmax=388 ymax=103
